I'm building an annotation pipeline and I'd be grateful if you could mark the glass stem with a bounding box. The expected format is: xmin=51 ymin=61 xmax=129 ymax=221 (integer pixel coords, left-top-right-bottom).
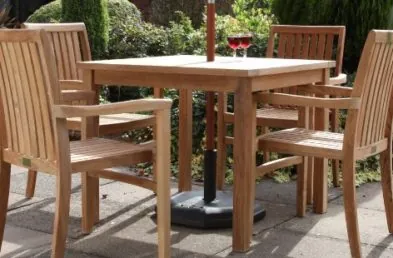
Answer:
xmin=243 ymin=49 xmax=247 ymax=58
xmin=233 ymin=49 xmax=236 ymax=58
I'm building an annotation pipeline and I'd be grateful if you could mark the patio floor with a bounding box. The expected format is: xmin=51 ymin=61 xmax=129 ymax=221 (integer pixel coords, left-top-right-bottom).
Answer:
xmin=1 ymin=166 xmax=393 ymax=258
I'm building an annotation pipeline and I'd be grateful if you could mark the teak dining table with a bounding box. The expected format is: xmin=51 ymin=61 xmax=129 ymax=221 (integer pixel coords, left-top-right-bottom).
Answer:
xmin=77 ymin=55 xmax=336 ymax=252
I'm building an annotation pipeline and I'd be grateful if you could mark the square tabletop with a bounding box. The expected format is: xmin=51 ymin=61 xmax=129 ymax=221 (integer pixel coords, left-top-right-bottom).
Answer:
xmin=78 ymin=55 xmax=336 ymax=77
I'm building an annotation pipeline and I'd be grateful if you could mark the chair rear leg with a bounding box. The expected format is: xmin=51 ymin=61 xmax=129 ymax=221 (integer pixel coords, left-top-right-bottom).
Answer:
xmin=0 ymin=161 xmax=11 ymax=251
xmin=380 ymin=148 xmax=393 ymax=233
xmin=82 ymin=173 xmax=99 ymax=234
xmin=331 ymin=109 xmax=340 ymax=187
xmin=51 ymin=169 xmax=71 ymax=258
xmin=296 ymin=157 xmax=308 ymax=217
xmin=216 ymin=92 xmax=227 ymax=190
xmin=342 ymin=160 xmax=362 ymax=258
xmin=25 ymin=169 xmax=37 ymax=198
xmin=307 ymin=157 xmax=314 ymax=205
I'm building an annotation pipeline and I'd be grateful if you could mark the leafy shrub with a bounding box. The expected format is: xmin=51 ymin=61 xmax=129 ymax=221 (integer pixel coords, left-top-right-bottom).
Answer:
xmin=26 ymin=0 xmax=62 ymax=23
xmin=272 ymin=0 xmax=393 ymax=72
xmin=61 ymin=0 xmax=109 ymax=58
xmin=28 ymin=0 xmax=140 ymax=59
xmin=150 ymin=0 xmax=234 ymax=27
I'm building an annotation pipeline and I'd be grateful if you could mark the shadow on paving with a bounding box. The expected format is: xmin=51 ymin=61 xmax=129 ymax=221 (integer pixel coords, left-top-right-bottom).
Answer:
xmin=3 ymin=180 xmax=393 ymax=257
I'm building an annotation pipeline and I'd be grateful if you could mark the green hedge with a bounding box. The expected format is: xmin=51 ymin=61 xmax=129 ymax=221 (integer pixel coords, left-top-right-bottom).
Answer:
xmin=272 ymin=0 xmax=393 ymax=72
xmin=28 ymin=0 xmax=273 ymax=179
xmin=61 ymin=0 xmax=109 ymax=58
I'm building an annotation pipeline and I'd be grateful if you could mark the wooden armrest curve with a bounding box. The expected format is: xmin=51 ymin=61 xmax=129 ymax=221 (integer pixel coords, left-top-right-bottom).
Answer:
xmin=297 ymin=84 xmax=353 ymax=97
xmin=329 ymin=73 xmax=347 ymax=85
xmin=254 ymin=92 xmax=360 ymax=110
xmin=59 ymin=80 xmax=86 ymax=90
xmin=61 ymin=90 xmax=96 ymax=102
xmin=53 ymin=98 xmax=173 ymax=118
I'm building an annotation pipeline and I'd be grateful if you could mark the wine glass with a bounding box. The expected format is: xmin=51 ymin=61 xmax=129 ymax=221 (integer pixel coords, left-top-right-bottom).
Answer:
xmin=227 ymin=35 xmax=241 ymax=58
xmin=240 ymin=33 xmax=252 ymax=58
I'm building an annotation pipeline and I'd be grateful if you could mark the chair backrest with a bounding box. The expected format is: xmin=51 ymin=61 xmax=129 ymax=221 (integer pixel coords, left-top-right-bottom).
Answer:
xmin=266 ymin=25 xmax=346 ymax=77
xmin=347 ymin=30 xmax=393 ymax=149
xmin=23 ymin=23 xmax=91 ymax=81
xmin=0 ymin=29 xmax=60 ymax=162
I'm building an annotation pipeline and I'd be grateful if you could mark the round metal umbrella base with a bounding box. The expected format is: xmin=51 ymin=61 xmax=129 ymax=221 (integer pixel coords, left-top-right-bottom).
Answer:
xmin=170 ymin=190 xmax=266 ymax=229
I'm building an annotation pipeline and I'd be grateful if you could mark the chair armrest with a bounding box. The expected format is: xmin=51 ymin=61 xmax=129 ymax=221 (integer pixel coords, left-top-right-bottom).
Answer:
xmin=53 ymin=98 xmax=173 ymax=118
xmin=297 ymin=85 xmax=353 ymax=97
xmin=254 ymin=92 xmax=360 ymax=110
xmin=59 ymin=80 xmax=87 ymax=90
xmin=61 ymin=90 xmax=96 ymax=102
xmin=329 ymin=73 xmax=347 ymax=85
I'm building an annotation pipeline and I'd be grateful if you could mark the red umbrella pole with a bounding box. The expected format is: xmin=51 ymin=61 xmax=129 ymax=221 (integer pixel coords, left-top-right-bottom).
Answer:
xmin=203 ymin=0 xmax=216 ymax=202
xmin=206 ymin=0 xmax=215 ymax=151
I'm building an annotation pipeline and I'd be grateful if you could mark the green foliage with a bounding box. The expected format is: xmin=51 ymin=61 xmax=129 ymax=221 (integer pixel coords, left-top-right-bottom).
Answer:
xmin=27 ymin=0 xmax=61 ymax=23
xmin=272 ymin=0 xmax=393 ymax=72
xmin=150 ymin=0 xmax=234 ymax=27
xmin=61 ymin=0 xmax=109 ymax=59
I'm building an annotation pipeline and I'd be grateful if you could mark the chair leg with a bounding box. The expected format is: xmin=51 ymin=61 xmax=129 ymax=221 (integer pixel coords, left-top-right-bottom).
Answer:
xmin=307 ymin=157 xmax=314 ymax=205
xmin=156 ymin=108 xmax=171 ymax=258
xmin=51 ymin=170 xmax=71 ymax=258
xmin=380 ymin=148 xmax=393 ymax=233
xmin=25 ymin=169 xmax=37 ymax=198
xmin=82 ymin=172 xmax=100 ymax=234
xmin=332 ymin=160 xmax=340 ymax=187
xmin=296 ymin=157 xmax=308 ymax=217
xmin=0 ymin=161 xmax=11 ymax=251
xmin=342 ymin=160 xmax=362 ymax=258
xmin=216 ymin=92 xmax=227 ymax=190
xmin=262 ymin=127 xmax=270 ymax=163
xmin=331 ymin=109 xmax=340 ymax=187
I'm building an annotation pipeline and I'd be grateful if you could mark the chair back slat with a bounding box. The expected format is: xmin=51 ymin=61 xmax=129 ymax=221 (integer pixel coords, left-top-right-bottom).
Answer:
xmin=0 ymin=29 xmax=59 ymax=161
xmin=349 ymin=31 xmax=393 ymax=148
xmin=23 ymin=23 xmax=91 ymax=81
xmin=266 ymin=25 xmax=346 ymax=76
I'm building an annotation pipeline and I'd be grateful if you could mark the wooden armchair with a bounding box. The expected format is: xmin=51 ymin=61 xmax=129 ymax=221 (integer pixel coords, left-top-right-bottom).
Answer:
xmin=22 ymin=23 xmax=157 ymax=199
xmin=0 ymin=29 xmax=171 ymax=258
xmin=216 ymin=25 xmax=347 ymax=200
xmin=256 ymin=30 xmax=393 ymax=258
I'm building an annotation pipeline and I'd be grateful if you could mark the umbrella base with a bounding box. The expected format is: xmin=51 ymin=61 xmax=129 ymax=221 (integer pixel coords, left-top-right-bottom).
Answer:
xmin=170 ymin=190 xmax=266 ymax=229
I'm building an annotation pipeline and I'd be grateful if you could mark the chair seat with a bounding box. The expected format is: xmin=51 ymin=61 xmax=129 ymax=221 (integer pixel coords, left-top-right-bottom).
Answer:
xmin=258 ymin=128 xmax=344 ymax=160
xmin=67 ymin=113 xmax=155 ymax=134
xmin=256 ymin=107 xmax=298 ymax=128
xmin=71 ymin=138 xmax=153 ymax=172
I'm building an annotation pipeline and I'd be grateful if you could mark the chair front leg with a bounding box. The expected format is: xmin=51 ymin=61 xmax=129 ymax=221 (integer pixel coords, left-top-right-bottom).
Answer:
xmin=296 ymin=157 xmax=308 ymax=217
xmin=82 ymin=172 xmax=100 ymax=234
xmin=25 ymin=169 xmax=38 ymax=198
xmin=0 ymin=161 xmax=11 ymax=251
xmin=51 ymin=168 xmax=72 ymax=258
xmin=342 ymin=160 xmax=362 ymax=258
xmin=380 ymin=147 xmax=393 ymax=233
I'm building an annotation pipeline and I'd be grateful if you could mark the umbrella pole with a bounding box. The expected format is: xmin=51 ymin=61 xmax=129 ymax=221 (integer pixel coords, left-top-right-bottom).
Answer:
xmin=167 ymin=0 xmax=266 ymax=229
xmin=203 ymin=0 xmax=217 ymax=203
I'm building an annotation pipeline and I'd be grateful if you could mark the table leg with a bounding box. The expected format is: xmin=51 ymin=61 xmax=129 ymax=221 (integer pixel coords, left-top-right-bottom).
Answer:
xmin=313 ymin=69 xmax=330 ymax=213
xmin=233 ymin=80 xmax=256 ymax=252
xmin=178 ymin=89 xmax=193 ymax=192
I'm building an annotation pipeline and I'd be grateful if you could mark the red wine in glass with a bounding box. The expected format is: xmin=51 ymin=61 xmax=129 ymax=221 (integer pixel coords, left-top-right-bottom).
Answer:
xmin=240 ymin=34 xmax=252 ymax=58
xmin=227 ymin=36 xmax=241 ymax=57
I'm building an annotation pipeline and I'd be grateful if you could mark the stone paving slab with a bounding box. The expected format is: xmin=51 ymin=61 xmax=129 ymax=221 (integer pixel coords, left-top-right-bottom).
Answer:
xmin=331 ymin=182 xmax=384 ymax=211
xmin=216 ymin=227 xmax=393 ymax=258
xmin=254 ymin=180 xmax=343 ymax=205
xmin=4 ymin=165 xmax=393 ymax=258
xmin=280 ymin=203 xmax=393 ymax=249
